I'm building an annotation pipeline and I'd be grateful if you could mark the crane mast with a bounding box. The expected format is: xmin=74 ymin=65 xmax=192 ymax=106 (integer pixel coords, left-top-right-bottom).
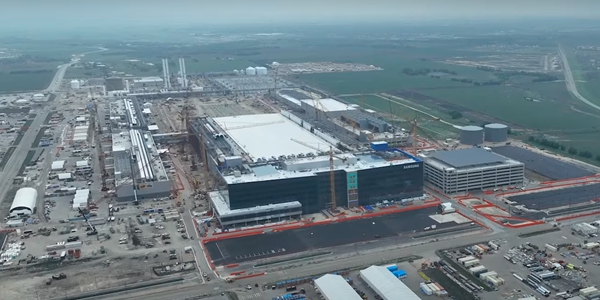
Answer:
xmin=329 ymin=146 xmax=336 ymax=212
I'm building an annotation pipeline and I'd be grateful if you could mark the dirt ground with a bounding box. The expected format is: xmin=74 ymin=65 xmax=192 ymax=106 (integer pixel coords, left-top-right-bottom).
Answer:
xmin=0 ymin=251 xmax=193 ymax=300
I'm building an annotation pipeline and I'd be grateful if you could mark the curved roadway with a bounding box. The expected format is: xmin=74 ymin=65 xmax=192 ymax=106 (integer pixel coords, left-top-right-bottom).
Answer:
xmin=559 ymin=45 xmax=600 ymax=111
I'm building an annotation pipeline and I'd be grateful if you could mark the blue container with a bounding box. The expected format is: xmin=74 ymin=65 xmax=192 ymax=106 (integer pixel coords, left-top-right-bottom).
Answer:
xmin=387 ymin=265 xmax=398 ymax=272
xmin=370 ymin=141 xmax=388 ymax=151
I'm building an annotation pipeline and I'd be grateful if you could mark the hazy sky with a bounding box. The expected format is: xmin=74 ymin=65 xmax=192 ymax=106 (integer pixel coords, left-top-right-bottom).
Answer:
xmin=3 ymin=0 xmax=600 ymax=28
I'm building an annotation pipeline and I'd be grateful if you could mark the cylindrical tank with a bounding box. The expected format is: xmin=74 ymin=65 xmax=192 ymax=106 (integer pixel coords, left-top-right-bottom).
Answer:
xmin=460 ymin=126 xmax=484 ymax=145
xmin=70 ymin=80 xmax=81 ymax=89
xmin=245 ymin=67 xmax=256 ymax=75
xmin=255 ymin=66 xmax=268 ymax=75
xmin=484 ymin=123 xmax=508 ymax=142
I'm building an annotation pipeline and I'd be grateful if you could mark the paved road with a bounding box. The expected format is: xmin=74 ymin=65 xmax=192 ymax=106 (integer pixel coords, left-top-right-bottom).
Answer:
xmin=559 ymin=45 xmax=600 ymax=111
xmin=0 ymin=111 xmax=50 ymax=217
xmin=45 ymin=47 xmax=108 ymax=93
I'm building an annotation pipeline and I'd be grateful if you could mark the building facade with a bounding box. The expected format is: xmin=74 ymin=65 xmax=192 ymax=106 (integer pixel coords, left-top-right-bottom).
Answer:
xmin=423 ymin=148 xmax=524 ymax=194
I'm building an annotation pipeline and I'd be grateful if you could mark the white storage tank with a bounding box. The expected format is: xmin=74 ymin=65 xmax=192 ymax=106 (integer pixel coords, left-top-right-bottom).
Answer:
xmin=70 ymin=79 xmax=81 ymax=89
xmin=255 ymin=66 xmax=268 ymax=75
xmin=245 ymin=67 xmax=256 ymax=75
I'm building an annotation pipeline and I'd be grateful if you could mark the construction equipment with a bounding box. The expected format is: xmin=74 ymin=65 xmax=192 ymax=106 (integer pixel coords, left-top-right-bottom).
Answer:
xmin=290 ymin=139 xmax=346 ymax=211
xmin=410 ymin=118 xmax=446 ymax=155
xmin=89 ymin=103 xmax=109 ymax=191
xmin=77 ymin=207 xmax=97 ymax=236
xmin=329 ymin=146 xmax=337 ymax=211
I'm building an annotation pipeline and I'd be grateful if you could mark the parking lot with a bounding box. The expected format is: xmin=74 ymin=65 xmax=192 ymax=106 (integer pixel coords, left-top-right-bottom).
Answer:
xmin=507 ymin=183 xmax=600 ymax=210
xmin=493 ymin=146 xmax=595 ymax=180
xmin=438 ymin=224 xmax=600 ymax=300
xmin=206 ymin=207 xmax=480 ymax=266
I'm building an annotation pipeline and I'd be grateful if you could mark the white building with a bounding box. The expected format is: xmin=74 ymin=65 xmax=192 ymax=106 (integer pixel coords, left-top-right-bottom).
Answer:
xmin=422 ymin=148 xmax=524 ymax=194
xmin=300 ymin=98 xmax=356 ymax=119
xmin=9 ymin=187 xmax=38 ymax=218
xmin=314 ymin=274 xmax=362 ymax=300
xmin=51 ymin=160 xmax=66 ymax=171
xmin=360 ymin=265 xmax=422 ymax=300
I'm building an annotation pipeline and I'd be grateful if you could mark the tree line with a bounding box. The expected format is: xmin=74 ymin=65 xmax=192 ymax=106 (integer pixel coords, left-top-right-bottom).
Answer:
xmin=528 ymin=136 xmax=600 ymax=161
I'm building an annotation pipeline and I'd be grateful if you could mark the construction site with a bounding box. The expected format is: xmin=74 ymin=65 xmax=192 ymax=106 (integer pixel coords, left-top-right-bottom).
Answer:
xmin=3 ymin=56 xmax=600 ymax=300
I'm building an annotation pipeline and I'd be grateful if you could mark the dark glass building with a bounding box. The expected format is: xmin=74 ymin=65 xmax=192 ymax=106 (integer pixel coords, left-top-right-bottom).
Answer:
xmin=227 ymin=162 xmax=424 ymax=214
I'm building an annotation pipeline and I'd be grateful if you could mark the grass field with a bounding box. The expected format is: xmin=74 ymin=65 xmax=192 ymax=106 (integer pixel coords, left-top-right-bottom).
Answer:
xmin=562 ymin=46 xmax=600 ymax=106
xmin=0 ymin=72 xmax=54 ymax=93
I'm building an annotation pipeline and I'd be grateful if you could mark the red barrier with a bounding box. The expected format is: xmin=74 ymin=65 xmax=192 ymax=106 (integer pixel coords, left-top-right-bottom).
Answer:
xmin=225 ymin=263 xmax=239 ymax=269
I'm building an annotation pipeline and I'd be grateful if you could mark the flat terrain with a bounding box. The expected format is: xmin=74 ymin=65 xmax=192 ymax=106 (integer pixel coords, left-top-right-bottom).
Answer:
xmin=507 ymin=183 xmax=600 ymax=210
xmin=492 ymin=146 xmax=595 ymax=180
xmin=206 ymin=207 xmax=477 ymax=266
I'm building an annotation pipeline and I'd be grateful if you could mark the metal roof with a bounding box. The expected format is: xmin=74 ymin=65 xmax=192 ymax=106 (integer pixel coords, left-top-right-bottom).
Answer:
xmin=314 ymin=274 xmax=362 ymax=300
xmin=430 ymin=148 xmax=506 ymax=169
xmin=360 ymin=266 xmax=421 ymax=300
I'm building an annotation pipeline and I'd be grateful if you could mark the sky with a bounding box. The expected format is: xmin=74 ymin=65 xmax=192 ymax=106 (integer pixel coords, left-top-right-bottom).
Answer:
xmin=2 ymin=0 xmax=600 ymax=28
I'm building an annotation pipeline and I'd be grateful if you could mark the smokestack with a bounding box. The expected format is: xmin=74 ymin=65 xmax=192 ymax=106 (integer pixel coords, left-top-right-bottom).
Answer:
xmin=162 ymin=59 xmax=169 ymax=89
xmin=179 ymin=57 xmax=187 ymax=88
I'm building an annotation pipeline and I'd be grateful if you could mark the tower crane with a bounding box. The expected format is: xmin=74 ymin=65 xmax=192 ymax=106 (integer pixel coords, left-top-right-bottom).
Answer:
xmin=290 ymin=139 xmax=347 ymax=211
xmin=410 ymin=119 xmax=446 ymax=156
xmin=329 ymin=146 xmax=337 ymax=212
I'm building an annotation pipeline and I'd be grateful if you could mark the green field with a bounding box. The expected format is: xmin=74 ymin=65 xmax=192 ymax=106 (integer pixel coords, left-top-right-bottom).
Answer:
xmin=0 ymin=72 xmax=54 ymax=93
xmin=562 ymin=46 xmax=600 ymax=106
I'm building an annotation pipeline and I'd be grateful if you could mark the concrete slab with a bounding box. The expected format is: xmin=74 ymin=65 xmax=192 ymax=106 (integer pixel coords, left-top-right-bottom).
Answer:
xmin=206 ymin=207 xmax=479 ymax=266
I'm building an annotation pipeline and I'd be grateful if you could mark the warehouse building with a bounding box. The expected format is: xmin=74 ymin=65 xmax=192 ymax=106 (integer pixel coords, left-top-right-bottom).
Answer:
xmin=189 ymin=112 xmax=424 ymax=227
xmin=360 ymin=265 xmax=422 ymax=300
xmin=300 ymin=98 xmax=357 ymax=119
xmin=314 ymin=274 xmax=362 ymax=300
xmin=9 ymin=187 xmax=38 ymax=219
xmin=422 ymin=148 xmax=524 ymax=194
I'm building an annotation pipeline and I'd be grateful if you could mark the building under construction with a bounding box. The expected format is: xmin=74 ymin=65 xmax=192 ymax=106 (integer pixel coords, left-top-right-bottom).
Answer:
xmin=109 ymin=98 xmax=171 ymax=201
xmin=188 ymin=112 xmax=424 ymax=227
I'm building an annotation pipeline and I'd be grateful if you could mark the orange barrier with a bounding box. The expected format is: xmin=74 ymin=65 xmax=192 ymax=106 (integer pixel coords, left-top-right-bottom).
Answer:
xmin=557 ymin=210 xmax=600 ymax=222
xmin=225 ymin=263 xmax=239 ymax=269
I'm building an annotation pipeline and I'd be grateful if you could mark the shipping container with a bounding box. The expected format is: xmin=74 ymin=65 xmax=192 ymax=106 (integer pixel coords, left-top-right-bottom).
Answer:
xmin=428 ymin=283 xmax=440 ymax=293
xmin=464 ymin=259 xmax=480 ymax=267
xmin=488 ymin=241 xmax=499 ymax=250
xmin=458 ymin=256 xmax=475 ymax=263
xmin=420 ymin=283 xmax=432 ymax=295
xmin=545 ymin=244 xmax=557 ymax=252
xmin=386 ymin=264 xmax=398 ymax=272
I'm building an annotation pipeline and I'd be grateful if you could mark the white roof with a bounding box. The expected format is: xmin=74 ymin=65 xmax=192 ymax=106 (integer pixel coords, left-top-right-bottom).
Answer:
xmin=210 ymin=191 xmax=301 ymax=218
xmin=51 ymin=160 xmax=66 ymax=170
xmin=314 ymin=274 xmax=362 ymax=300
xmin=148 ymin=125 xmax=159 ymax=131
xmin=301 ymin=98 xmax=356 ymax=112
xmin=142 ymin=108 xmax=151 ymax=114
xmin=212 ymin=113 xmax=337 ymax=160
xmin=10 ymin=187 xmax=38 ymax=214
xmin=76 ymin=161 xmax=89 ymax=167
xmin=360 ymin=266 xmax=421 ymax=300
xmin=58 ymin=173 xmax=72 ymax=180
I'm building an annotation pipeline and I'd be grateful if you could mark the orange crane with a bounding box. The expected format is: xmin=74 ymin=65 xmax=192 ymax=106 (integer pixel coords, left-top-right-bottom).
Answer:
xmin=410 ymin=118 xmax=446 ymax=155
xmin=290 ymin=139 xmax=346 ymax=211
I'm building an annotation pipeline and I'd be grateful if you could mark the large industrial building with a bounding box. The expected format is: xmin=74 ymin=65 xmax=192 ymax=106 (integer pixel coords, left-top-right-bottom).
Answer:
xmin=189 ymin=112 xmax=424 ymax=227
xmin=422 ymin=148 xmax=525 ymax=194
xmin=9 ymin=187 xmax=38 ymax=219
xmin=274 ymin=90 xmax=410 ymax=146
xmin=109 ymin=98 xmax=171 ymax=202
